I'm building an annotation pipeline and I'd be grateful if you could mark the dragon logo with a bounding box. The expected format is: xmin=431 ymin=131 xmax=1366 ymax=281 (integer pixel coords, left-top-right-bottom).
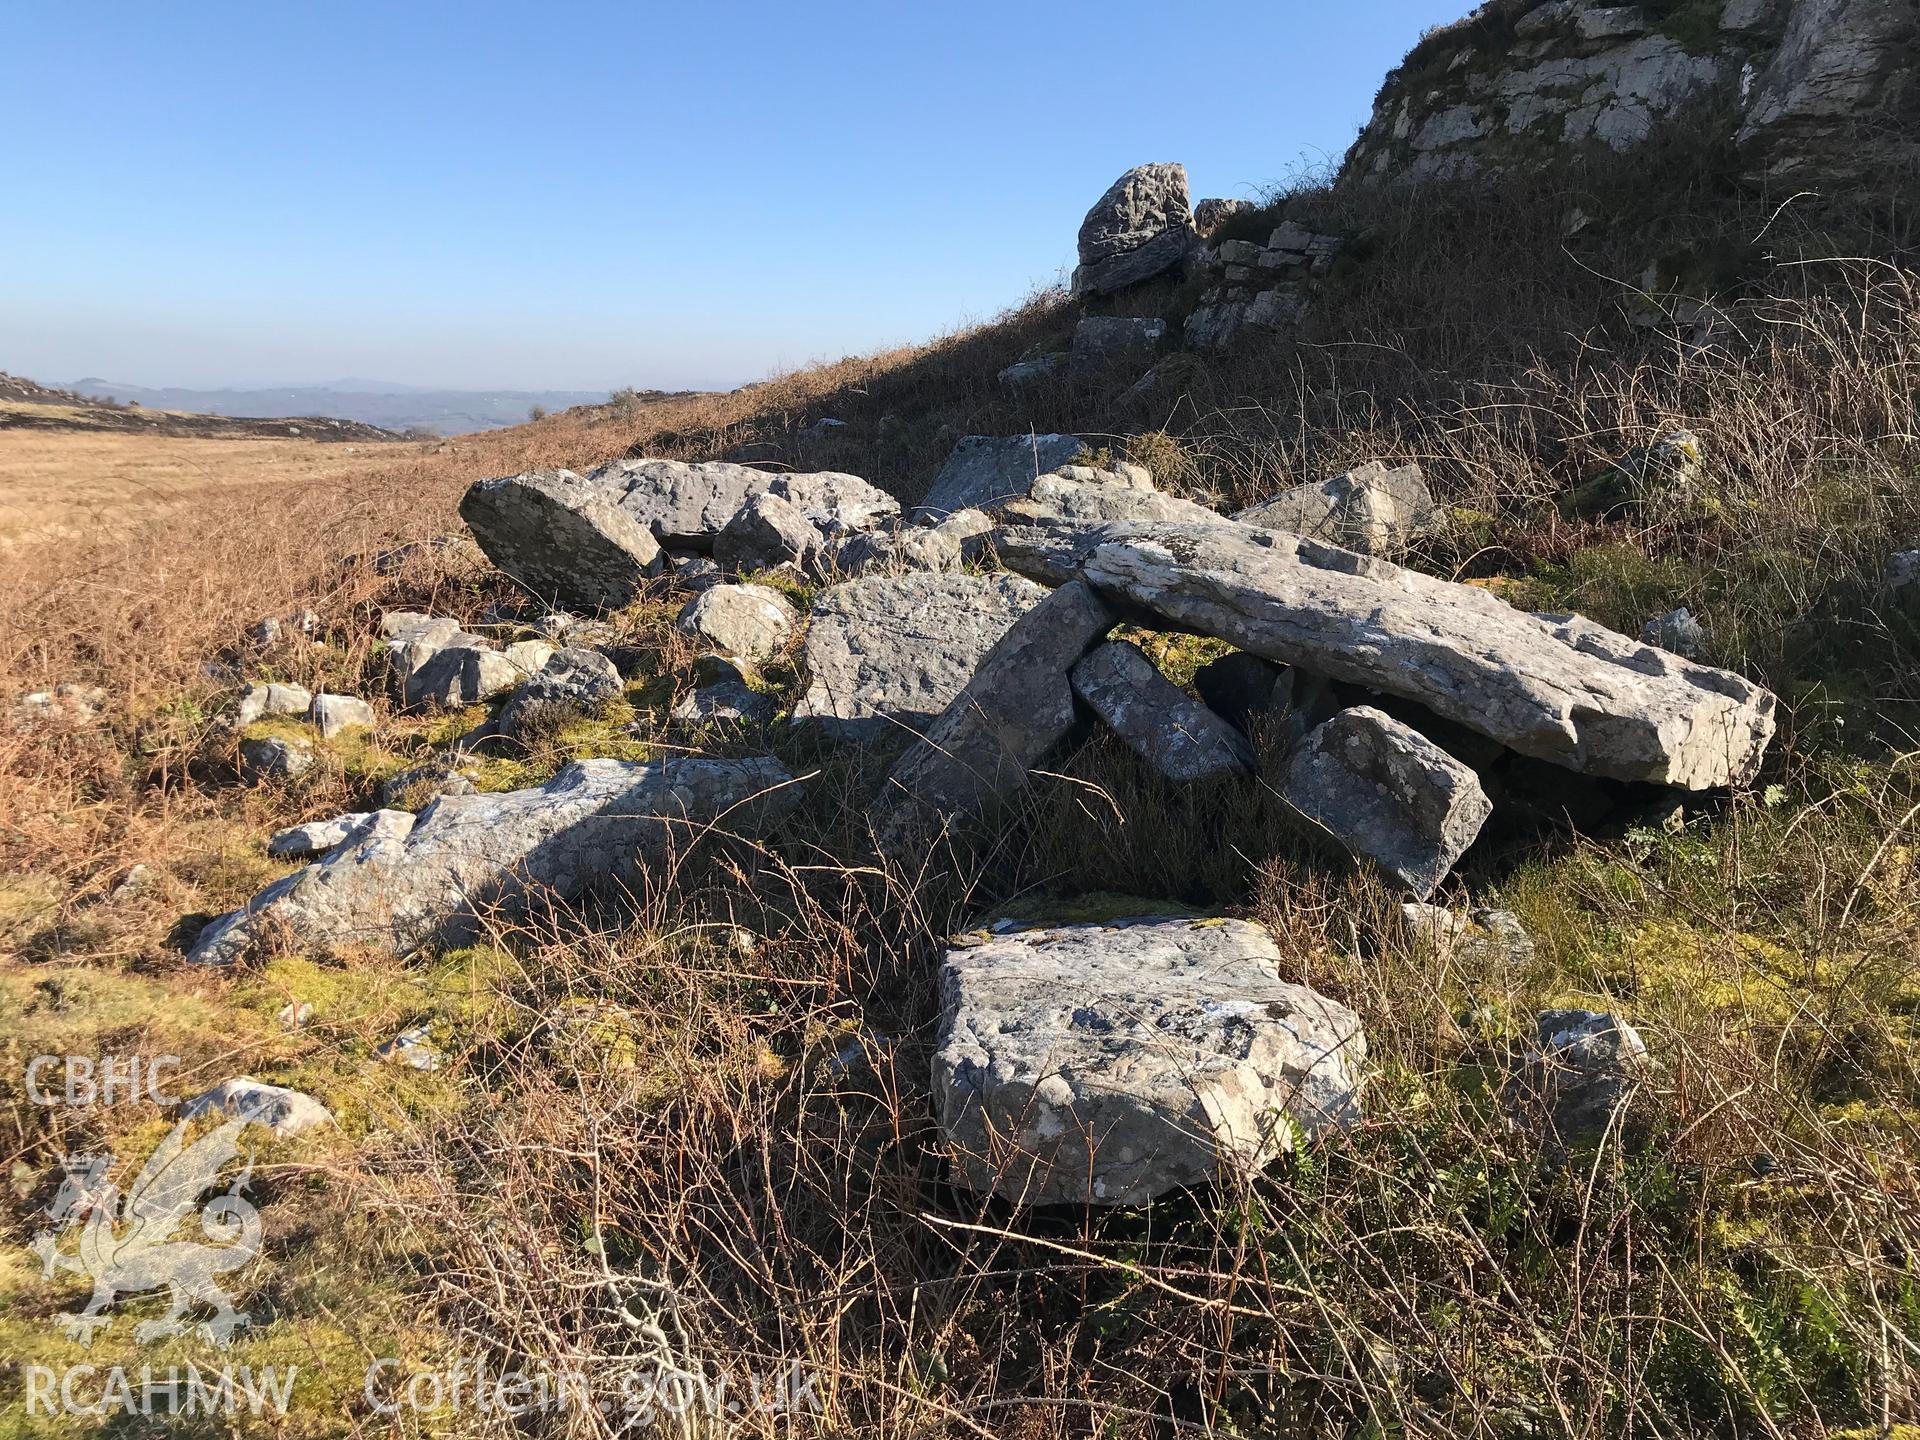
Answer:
xmin=30 ymin=1111 xmax=263 ymax=1348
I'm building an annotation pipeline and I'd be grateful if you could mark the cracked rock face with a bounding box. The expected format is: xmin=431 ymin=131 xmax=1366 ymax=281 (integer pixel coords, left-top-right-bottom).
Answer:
xmin=459 ymin=468 xmax=664 ymax=612
xmin=793 ymin=572 xmax=1049 ymax=744
xmin=1070 ymin=641 xmax=1255 ymax=783
xmin=1283 ymin=706 xmax=1493 ymax=898
xmin=1032 ymin=520 xmax=1774 ymax=789
xmin=911 ymin=434 xmax=1085 ymax=523
xmin=587 ymin=458 xmax=899 ymax=548
xmin=875 ymin=580 xmax=1116 ymax=855
xmin=933 ymin=914 xmax=1366 ymax=1205
xmin=189 ymin=756 xmax=800 ymax=965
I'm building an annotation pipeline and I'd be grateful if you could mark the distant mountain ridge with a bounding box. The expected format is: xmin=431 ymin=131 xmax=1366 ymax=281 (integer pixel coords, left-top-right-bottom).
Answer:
xmin=61 ymin=378 xmax=649 ymax=435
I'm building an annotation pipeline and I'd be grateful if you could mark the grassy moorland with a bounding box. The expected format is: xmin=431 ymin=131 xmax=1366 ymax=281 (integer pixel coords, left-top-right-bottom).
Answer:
xmin=2 ymin=132 xmax=1917 ymax=1437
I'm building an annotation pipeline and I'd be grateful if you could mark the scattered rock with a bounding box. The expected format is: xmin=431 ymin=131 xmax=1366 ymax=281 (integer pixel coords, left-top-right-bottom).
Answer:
xmin=1883 ymin=550 xmax=1919 ymax=596
xmin=585 ymin=458 xmax=899 ymax=548
xmin=825 ymin=523 xmax=964 ymax=578
xmin=1507 ymin=1009 xmax=1654 ymax=1144
xmin=1070 ymin=315 xmax=1167 ymax=380
xmin=794 ymin=572 xmax=1049 ymax=743
xmin=875 ymin=580 xmax=1115 ymax=853
xmin=933 ymin=914 xmax=1365 ymax=1204
xmin=108 ymin=865 xmax=154 ymax=905
xmin=1641 ymin=607 xmax=1706 ymax=659
xmin=1236 ymin=461 xmax=1440 ymax=555
xmin=1069 ymin=641 xmax=1255 ymax=782
xmin=675 ymin=584 xmax=798 ymax=664
xmin=1400 ymin=903 xmax=1537 ymax=967
xmin=1193 ymin=197 xmax=1253 ymax=235
xmin=671 ymin=681 xmax=774 ymax=727
xmin=998 ymin=354 xmax=1066 ymax=390
xmin=377 ymin=1026 xmax=444 ymax=1071
xmin=1021 ymin=520 xmax=1776 ymax=789
xmin=378 ymin=759 xmax=478 ymax=808
xmin=402 ymin=642 xmax=527 ymax=710
xmin=1071 ymin=163 xmax=1196 ymax=299
xmin=240 ymin=734 xmax=316 ymax=782
xmin=9 ymin=683 xmax=109 ymax=732
xmin=180 ymin=1078 xmax=332 ymax=1137
xmin=1282 ymin=706 xmax=1493 ymax=898
xmin=235 ymin=683 xmax=312 ymax=728
xmin=504 ymin=639 xmax=557 ymax=674
xmin=497 ymin=647 xmax=624 ymax=739
xmin=670 ymin=554 xmax=726 ymax=592
xmin=189 ymin=757 xmax=802 ymax=965
xmin=714 ymin=491 xmax=828 ymax=575
xmin=459 ymin=468 xmax=664 ymax=611
xmin=379 ymin=612 xmax=465 ymax=647
xmin=911 ymin=434 xmax=1085 ymax=523
xmin=268 ymin=812 xmax=375 ymax=860
xmin=309 ymin=693 xmax=374 ymax=740
xmin=277 ymin=1001 xmax=314 ymax=1030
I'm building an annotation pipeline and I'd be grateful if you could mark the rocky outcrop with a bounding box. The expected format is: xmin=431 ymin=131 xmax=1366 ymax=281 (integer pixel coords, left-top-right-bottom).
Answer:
xmin=189 ymin=757 xmax=801 ymax=965
xmin=912 ymin=434 xmax=1084 ymax=522
xmin=181 ymin=1078 xmax=333 ymax=1137
xmin=459 ymin=469 xmax=663 ymax=612
xmin=1342 ymin=0 xmax=1914 ymax=187
xmin=1282 ymin=707 xmax=1493 ymax=897
xmin=933 ymin=914 xmax=1365 ymax=1204
xmin=1070 ymin=641 xmax=1255 ymax=782
xmin=1013 ymin=520 xmax=1776 ymax=789
xmin=1184 ymin=220 xmax=1342 ymax=350
xmin=794 ymin=572 xmax=1049 ymax=743
xmin=874 ymin=581 xmax=1115 ymax=853
xmin=714 ymin=491 xmax=826 ymax=575
xmin=1070 ymin=163 xmax=1196 ymax=299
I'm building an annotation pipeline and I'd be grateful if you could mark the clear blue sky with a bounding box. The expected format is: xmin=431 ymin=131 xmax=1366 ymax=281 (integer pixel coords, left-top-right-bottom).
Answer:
xmin=0 ymin=1 xmax=1462 ymax=393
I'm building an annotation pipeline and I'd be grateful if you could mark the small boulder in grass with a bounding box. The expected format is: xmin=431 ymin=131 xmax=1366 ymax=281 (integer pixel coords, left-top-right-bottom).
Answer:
xmin=240 ymin=734 xmax=315 ymax=783
xmin=309 ymin=693 xmax=374 ymax=739
xmin=675 ymin=584 xmax=798 ymax=664
xmin=1641 ymin=607 xmax=1705 ymax=659
xmin=234 ymin=682 xmax=312 ymax=728
xmin=1505 ymin=1009 xmax=1655 ymax=1146
xmin=181 ymin=1078 xmax=332 ymax=1137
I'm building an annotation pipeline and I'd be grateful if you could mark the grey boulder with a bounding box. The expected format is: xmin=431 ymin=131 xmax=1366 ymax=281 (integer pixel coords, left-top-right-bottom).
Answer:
xmin=933 ymin=914 xmax=1365 ymax=1205
xmin=181 ymin=1078 xmax=333 ymax=1137
xmin=1507 ymin=1009 xmax=1654 ymax=1144
xmin=403 ymin=643 xmax=529 ymax=710
xmin=1282 ymin=706 xmax=1493 ymax=899
xmin=497 ymin=647 xmax=624 ymax=739
xmin=189 ymin=757 xmax=801 ymax=965
xmin=911 ymin=434 xmax=1084 ymax=523
xmin=671 ymin=681 xmax=774 ymax=727
xmin=1070 ymin=315 xmax=1167 ymax=380
xmin=268 ymin=812 xmax=375 ymax=860
xmin=459 ymin=468 xmax=664 ymax=612
xmin=309 ymin=693 xmax=374 ymax=740
xmin=240 ymin=734 xmax=315 ymax=782
xmin=1641 ymin=606 xmax=1707 ymax=659
xmin=1070 ymin=641 xmax=1254 ymax=782
xmin=587 ymin=458 xmax=899 ymax=548
xmin=1235 ymin=461 xmax=1440 ymax=556
xmin=874 ymin=581 xmax=1115 ymax=853
xmin=794 ymin=572 xmax=1049 ymax=744
xmin=1071 ymin=163 xmax=1196 ymax=298
xmin=235 ymin=683 xmax=312 ymax=728
xmin=714 ymin=491 xmax=828 ymax=575
xmin=674 ymin=584 xmax=798 ymax=663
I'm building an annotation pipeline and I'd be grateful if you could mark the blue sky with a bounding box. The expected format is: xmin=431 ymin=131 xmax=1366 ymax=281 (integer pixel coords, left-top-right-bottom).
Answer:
xmin=0 ymin=1 xmax=1462 ymax=392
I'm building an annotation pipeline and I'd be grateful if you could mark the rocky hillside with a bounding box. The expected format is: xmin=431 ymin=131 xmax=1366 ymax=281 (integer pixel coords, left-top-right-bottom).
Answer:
xmin=2 ymin=4 xmax=1917 ymax=1437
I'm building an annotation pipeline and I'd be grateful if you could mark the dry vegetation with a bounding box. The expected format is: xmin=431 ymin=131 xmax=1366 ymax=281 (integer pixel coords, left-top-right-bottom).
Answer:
xmin=2 ymin=130 xmax=1918 ymax=1438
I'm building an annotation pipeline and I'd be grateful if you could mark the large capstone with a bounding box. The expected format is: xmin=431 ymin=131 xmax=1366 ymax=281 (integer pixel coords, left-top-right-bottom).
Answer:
xmin=911 ymin=434 xmax=1085 ymax=523
xmin=459 ymin=469 xmax=664 ymax=612
xmin=933 ymin=914 xmax=1365 ymax=1205
xmin=188 ymin=757 xmax=801 ymax=965
xmin=1282 ymin=706 xmax=1493 ymax=898
xmin=1010 ymin=520 xmax=1775 ymax=789
xmin=793 ymin=572 xmax=1049 ymax=744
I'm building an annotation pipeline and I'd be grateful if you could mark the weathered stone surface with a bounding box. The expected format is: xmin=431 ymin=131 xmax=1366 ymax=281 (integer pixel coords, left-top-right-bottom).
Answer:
xmin=189 ymin=757 xmax=801 ymax=965
xmin=240 ymin=734 xmax=315 ymax=782
xmin=1072 ymin=163 xmax=1195 ymax=298
xmin=403 ymin=643 xmax=527 ymax=710
xmin=268 ymin=812 xmax=375 ymax=860
xmin=1506 ymin=1008 xmax=1654 ymax=1143
xmin=1739 ymin=0 xmax=1919 ymax=179
xmin=1236 ymin=461 xmax=1440 ymax=555
xmin=933 ymin=914 xmax=1365 ymax=1205
xmin=714 ymin=491 xmax=828 ymax=575
xmin=235 ymin=683 xmax=312 ymax=728
xmin=459 ymin=469 xmax=664 ymax=612
xmin=1283 ymin=707 xmax=1493 ymax=898
xmin=674 ymin=584 xmax=798 ymax=663
xmin=498 ymin=647 xmax=624 ymax=738
xmin=912 ymin=434 xmax=1084 ymax=523
xmin=671 ymin=681 xmax=774 ymax=727
xmin=1015 ymin=520 xmax=1775 ymax=789
xmin=824 ymin=524 xmax=963 ymax=578
xmin=994 ymin=476 xmax=1222 ymax=552
xmin=377 ymin=1026 xmax=443 ymax=1071
xmin=309 ymin=693 xmax=374 ymax=739
xmin=669 ymin=553 xmax=726 ymax=593
xmin=1070 ymin=315 xmax=1167 ymax=380
xmin=504 ymin=639 xmax=556 ymax=674
xmin=874 ymin=581 xmax=1115 ymax=853
xmin=1641 ymin=606 xmax=1706 ymax=659
xmin=587 ymin=458 xmax=899 ymax=549
xmin=1400 ymin=903 xmax=1537 ymax=967
xmin=1194 ymin=197 xmax=1254 ymax=235
xmin=181 ymin=1078 xmax=333 ymax=1137
xmin=379 ymin=612 xmax=464 ymax=647
xmin=794 ymin=573 xmax=1049 ymax=743
xmin=378 ymin=759 xmax=477 ymax=808
xmin=1070 ymin=641 xmax=1255 ymax=782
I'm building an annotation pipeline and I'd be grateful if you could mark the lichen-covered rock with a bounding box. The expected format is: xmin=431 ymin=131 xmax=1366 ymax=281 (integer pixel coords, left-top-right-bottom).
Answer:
xmin=189 ymin=757 xmax=801 ymax=965
xmin=309 ymin=693 xmax=374 ymax=739
xmin=268 ymin=812 xmax=375 ymax=860
xmin=794 ymin=572 xmax=1048 ymax=743
xmin=1014 ymin=519 xmax=1776 ymax=789
xmin=459 ymin=468 xmax=664 ymax=612
xmin=240 ymin=734 xmax=315 ymax=782
xmin=235 ymin=683 xmax=312 ymax=728
xmin=911 ymin=434 xmax=1085 ymax=523
xmin=714 ymin=491 xmax=828 ymax=575
xmin=1071 ymin=163 xmax=1195 ymax=298
xmin=497 ymin=647 xmax=624 ymax=739
xmin=586 ymin=458 xmax=899 ymax=548
xmin=933 ymin=914 xmax=1365 ymax=1204
xmin=1283 ymin=706 xmax=1493 ymax=898
xmin=1506 ymin=1008 xmax=1655 ymax=1143
xmin=874 ymin=581 xmax=1115 ymax=854
xmin=1236 ymin=461 xmax=1440 ymax=555
xmin=1069 ymin=641 xmax=1254 ymax=782
xmin=181 ymin=1078 xmax=332 ymax=1137
xmin=674 ymin=584 xmax=798 ymax=663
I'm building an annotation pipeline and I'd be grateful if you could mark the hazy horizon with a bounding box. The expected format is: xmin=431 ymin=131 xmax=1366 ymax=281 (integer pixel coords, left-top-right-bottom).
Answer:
xmin=3 ymin=0 xmax=1462 ymax=394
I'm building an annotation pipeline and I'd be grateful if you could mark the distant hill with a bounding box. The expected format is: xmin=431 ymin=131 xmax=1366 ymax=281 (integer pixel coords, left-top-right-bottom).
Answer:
xmin=59 ymin=378 xmax=655 ymax=436
xmin=0 ymin=372 xmax=402 ymax=442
